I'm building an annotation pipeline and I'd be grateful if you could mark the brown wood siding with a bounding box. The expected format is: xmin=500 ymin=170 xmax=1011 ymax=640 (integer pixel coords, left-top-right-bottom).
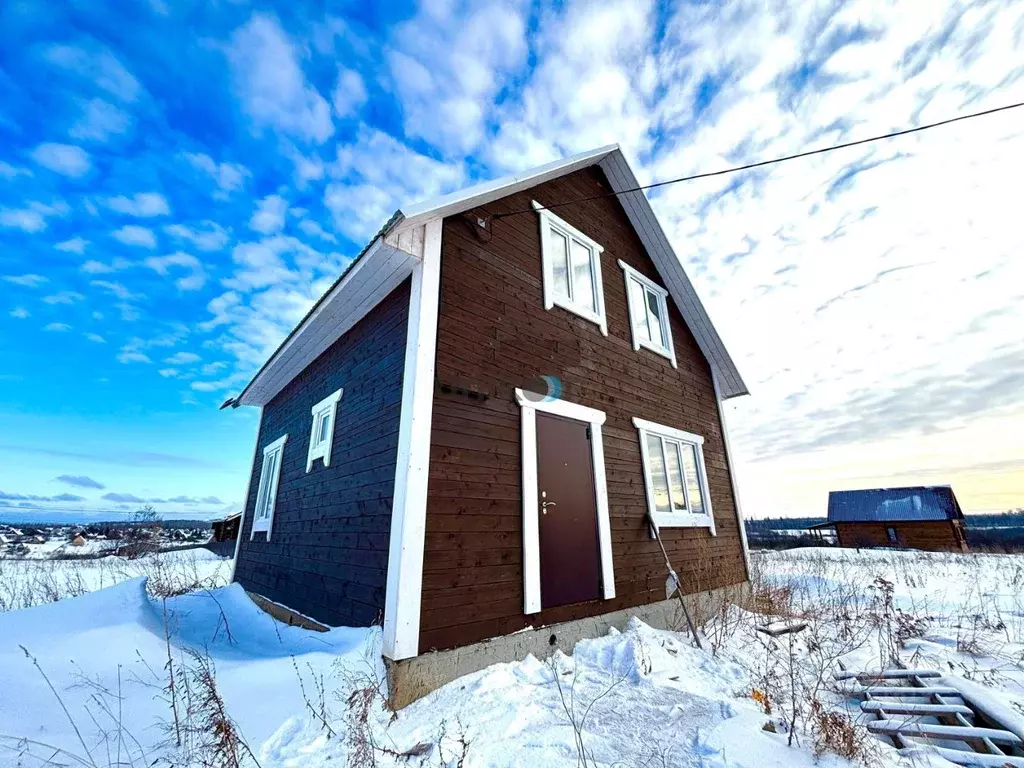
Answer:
xmin=835 ymin=520 xmax=968 ymax=552
xmin=233 ymin=279 xmax=410 ymax=627
xmin=420 ymin=166 xmax=748 ymax=652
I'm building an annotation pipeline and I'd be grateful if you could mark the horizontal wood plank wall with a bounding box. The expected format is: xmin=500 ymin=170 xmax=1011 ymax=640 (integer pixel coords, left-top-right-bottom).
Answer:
xmin=835 ymin=521 xmax=967 ymax=552
xmin=419 ymin=166 xmax=748 ymax=652
xmin=234 ymin=279 xmax=410 ymax=627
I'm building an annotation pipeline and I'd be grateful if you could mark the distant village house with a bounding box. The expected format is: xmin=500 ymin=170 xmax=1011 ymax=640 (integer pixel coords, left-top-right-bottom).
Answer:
xmin=813 ymin=486 xmax=968 ymax=552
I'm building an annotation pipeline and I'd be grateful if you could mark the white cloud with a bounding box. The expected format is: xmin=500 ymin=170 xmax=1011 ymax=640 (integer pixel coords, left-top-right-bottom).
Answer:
xmin=70 ymin=98 xmax=132 ymax=142
xmin=117 ymin=349 xmax=151 ymax=364
xmin=3 ymin=274 xmax=48 ymax=287
xmin=386 ymin=0 xmax=528 ymax=153
xmin=164 ymin=351 xmax=201 ymax=365
xmin=10 ymin=308 xmax=29 ymax=319
xmin=85 ymin=333 xmax=106 ymax=343
xmin=164 ymin=222 xmax=230 ymax=251
xmin=226 ymin=13 xmax=334 ymax=144
xmin=31 ymin=143 xmax=92 ymax=178
xmin=44 ymin=322 xmax=72 ymax=332
xmin=106 ymin=192 xmax=170 ymax=217
xmin=325 ymin=126 xmax=463 ymax=240
xmin=249 ymin=194 xmax=288 ymax=234
xmin=56 ymin=237 xmax=88 ymax=254
xmin=158 ymin=368 xmax=180 ymax=378
xmin=184 ymin=153 xmax=250 ymax=197
xmin=143 ymin=252 xmax=208 ymax=291
xmin=90 ymin=280 xmax=141 ymax=301
xmin=297 ymin=218 xmax=337 ymax=243
xmin=1 ymin=201 xmax=70 ymax=233
xmin=42 ymin=291 xmax=84 ymax=305
xmin=332 ymin=68 xmax=367 ymax=118
xmin=44 ymin=43 xmax=141 ymax=102
xmin=0 ymin=162 xmax=32 ymax=179
xmin=112 ymin=225 xmax=157 ymax=248
xmin=81 ymin=258 xmax=130 ymax=274
xmin=201 ymin=361 xmax=227 ymax=375
xmin=0 ymin=209 xmax=46 ymax=232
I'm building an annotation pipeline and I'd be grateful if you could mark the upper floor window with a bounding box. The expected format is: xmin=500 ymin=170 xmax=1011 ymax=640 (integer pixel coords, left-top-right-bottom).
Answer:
xmin=533 ymin=201 xmax=608 ymax=335
xmin=251 ymin=434 xmax=287 ymax=539
xmin=619 ymin=261 xmax=677 ymax=368
xmin=307 ymin=388 xmax=343 ymax=471
xmin=633 ymin=418 xmax=715 ymax=534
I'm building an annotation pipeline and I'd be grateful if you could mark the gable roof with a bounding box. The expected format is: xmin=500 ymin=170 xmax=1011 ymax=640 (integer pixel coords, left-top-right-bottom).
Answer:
xmin=229 ymin=145 xmax=748 ymax=408
xmin=827 ymin=486 xmax=964 ymax=523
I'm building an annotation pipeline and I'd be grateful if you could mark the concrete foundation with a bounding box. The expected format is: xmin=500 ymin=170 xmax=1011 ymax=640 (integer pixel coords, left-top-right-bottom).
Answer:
xmin=385 ymin=581 xmax=750 ymax=709
xmin=246 ymin=590 xmax=330 ymax=633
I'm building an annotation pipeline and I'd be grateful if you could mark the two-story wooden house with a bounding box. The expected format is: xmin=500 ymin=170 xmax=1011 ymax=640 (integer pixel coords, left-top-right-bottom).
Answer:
xmin=223 ymin=145 xmax=751 ymax=706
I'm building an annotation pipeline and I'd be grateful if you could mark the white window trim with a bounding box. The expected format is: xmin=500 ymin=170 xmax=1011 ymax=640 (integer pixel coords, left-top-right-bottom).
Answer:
xmin=251 ymin=434 xmax=287 ymax=540
xmin=306 ymin=388 xmax=343 ymax=472
xmin=619 ymin=260 xmax=677 ymax=368
xmin=633 ymin=417 xmax=715 ymax=534
xmin=515 ymin=389 xmax=615 ymax=614
xmin=533 ymin=201 xmax=608 ymax=336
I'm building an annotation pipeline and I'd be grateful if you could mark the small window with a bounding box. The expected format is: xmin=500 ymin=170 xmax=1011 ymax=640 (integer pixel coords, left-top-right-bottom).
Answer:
xmin=533 ymin=201 xmax=607 ymax=335
xmin=619 ymin=261 xmax=676 ymax=368
xmin=634 ymin=418 xmax=714 ymax=533
xmin=307 ymin=388 xmax=343 ymax=471
xmin=887 ymin=527 xmax=898 ymax=546
xmin=251 ymin=434 xmax=287 ymax=539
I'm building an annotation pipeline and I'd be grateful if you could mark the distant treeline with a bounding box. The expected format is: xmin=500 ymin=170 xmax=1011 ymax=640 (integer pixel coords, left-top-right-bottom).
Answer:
xmin=746 ymin=511 xmax=1024 ymax=552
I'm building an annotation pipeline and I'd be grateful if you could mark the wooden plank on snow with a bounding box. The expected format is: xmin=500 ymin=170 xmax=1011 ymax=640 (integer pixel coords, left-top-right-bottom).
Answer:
xmin=861 ymin=701 xmax=973 ymax=717
xmin=868 ymin=720 xmax=1023 ymax=746
xmin=834 ymin=668 xmax=942 ymax=681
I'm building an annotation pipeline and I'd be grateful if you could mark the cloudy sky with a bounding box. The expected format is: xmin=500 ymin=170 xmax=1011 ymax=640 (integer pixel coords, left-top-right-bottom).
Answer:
xmin=1 ymin=0 xmax=1022 ymax=520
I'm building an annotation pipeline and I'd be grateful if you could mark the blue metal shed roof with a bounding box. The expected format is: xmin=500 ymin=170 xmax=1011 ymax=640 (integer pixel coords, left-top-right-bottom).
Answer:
xmin=827 ymin=486 xmax=963 ymax=523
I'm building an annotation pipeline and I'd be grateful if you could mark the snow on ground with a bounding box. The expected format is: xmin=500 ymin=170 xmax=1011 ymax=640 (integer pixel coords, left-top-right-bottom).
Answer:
xmin=0 ymin=578 xmax=372 ymax=766
xmin=0 ymin=547 xmax=232 ymax=612
xmin=2 ymin=546 xmax=1023 ymax=767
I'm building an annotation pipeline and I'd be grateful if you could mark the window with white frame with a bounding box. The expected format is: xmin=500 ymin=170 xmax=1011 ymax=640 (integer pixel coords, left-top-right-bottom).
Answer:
xmin=633 ymin=418 xmax=715 ymax=533
xmin=619 ymin=261 xmax=676 ymax=368
xmin=251 ymin=434 xmax=287 ymax=539
xmin=533 ymin=201 xmax=608 ymax=335
xmin=307 ymin=388 xmax=343 ymax=471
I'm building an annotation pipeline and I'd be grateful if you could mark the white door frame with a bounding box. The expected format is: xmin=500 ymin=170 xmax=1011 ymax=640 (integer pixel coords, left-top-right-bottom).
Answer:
xmin=514 ymin=389 xmax=616 ymax=614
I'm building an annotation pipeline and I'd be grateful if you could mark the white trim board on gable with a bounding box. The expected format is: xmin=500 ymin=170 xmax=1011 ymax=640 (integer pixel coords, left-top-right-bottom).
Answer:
xmin=229 ymin=145 xmax=746 ymax=409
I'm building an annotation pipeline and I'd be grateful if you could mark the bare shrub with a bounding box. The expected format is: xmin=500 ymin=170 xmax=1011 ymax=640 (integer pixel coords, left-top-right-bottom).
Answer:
xmin=810 ymin=703 xmax=878 ymax=765
xmin=162 ymin=647 xmax=260 ymax=768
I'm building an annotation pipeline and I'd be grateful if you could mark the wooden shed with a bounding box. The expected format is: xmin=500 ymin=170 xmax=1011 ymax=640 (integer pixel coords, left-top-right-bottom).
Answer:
xmin=222 ymin=145 xmax=752 ymax=705
xmin=815 ymin=486 xmax=968 ymax=552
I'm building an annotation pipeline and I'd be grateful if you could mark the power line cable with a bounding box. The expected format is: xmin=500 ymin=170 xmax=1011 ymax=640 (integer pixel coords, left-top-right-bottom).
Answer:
xmin=491 ymin=100 xmax=1024 ymax=220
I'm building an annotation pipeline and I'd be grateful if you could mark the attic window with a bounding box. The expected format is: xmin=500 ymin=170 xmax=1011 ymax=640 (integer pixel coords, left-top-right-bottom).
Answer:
xmin=251 ymin=434 xmax=287 ymax=540
xmin=307 ymin=388 xmax=343 ymax=471
xmin=533 ymin=201 xmax=608 ymax=335
xmin=619 ymin=261 xmax=676 ymax=368
xmin=633 ymin=418 xmax=715 ymax=534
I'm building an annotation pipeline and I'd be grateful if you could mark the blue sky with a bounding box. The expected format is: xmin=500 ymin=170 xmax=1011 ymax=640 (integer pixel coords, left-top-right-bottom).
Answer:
xmin=2 ymin=0 xmax=1023 ymax=520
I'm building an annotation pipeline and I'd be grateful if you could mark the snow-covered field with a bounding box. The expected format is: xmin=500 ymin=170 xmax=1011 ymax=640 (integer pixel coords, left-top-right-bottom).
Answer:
xmin=0 ymin=547 xmax=231 ymax=612
xmin=2 ymin=547 xmax=1023 ymax=767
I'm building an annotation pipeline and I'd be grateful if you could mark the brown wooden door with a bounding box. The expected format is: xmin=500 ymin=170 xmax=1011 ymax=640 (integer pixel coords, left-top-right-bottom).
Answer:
xmin=536 ymin=412 xmax=602 ymax=609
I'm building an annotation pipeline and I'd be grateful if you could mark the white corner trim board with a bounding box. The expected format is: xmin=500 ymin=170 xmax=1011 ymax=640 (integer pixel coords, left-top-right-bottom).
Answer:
xmin=618 ymin=260 xmax=677 ymax=369
xmin=306 ymin=388 xmax=344 ymax=472
xmin=230 ymin=408 xmax=264 ymax=584
xmin=532 ymin=200 xmax=609 ymax=336
xmin=633 ymin=417 xmax=716 ymax=535
xmin=515 ymin=389 xmax=615 ymax=614
xmin=382 ymin=218 xmax=443 ymax=662
xmin=713 ymin=375 xmax=751 ymax=576
xmin=251 ymin=433 xmax=288 ymax=540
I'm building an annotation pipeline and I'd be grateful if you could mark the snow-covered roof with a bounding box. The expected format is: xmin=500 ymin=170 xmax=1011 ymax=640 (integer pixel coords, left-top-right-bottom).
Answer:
xmin=827 ymin=486 xmax=963 ymax=523
xmin=230 ymin=145 xmax=747 ymax=407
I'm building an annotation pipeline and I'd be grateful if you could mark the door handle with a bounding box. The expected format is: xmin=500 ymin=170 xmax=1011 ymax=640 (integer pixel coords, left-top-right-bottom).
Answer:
xmin=541 ymin=500 xmax=556 ymax=514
